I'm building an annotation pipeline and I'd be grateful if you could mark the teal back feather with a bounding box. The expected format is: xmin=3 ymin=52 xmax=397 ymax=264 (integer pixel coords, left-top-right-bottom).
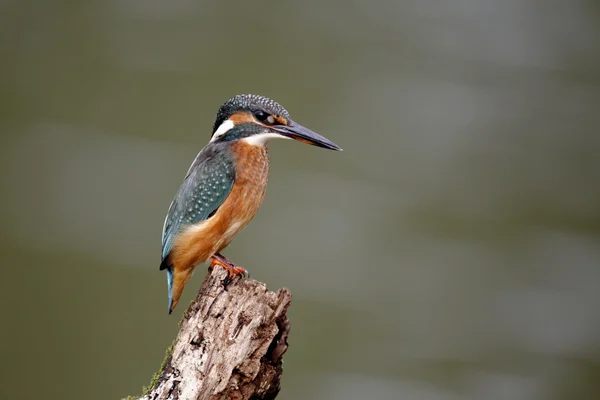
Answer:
xmin=161 ymin=142 xmax=236 ymax=263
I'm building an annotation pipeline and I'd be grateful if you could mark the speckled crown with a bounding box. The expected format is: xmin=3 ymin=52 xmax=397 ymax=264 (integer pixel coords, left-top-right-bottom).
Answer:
xmin=212 ymin=94 xmax=291 ymax=134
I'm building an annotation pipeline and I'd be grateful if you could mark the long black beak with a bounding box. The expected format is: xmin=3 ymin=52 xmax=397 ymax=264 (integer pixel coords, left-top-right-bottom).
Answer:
xmin=274 ymin=121 xmax=342 ymax=151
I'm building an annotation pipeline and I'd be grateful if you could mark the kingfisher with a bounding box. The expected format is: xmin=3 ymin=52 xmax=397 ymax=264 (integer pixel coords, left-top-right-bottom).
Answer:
xmin=160 ymin=94 xmax=342 ymax=313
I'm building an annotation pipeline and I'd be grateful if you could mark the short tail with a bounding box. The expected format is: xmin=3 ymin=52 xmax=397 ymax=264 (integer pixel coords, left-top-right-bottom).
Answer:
xmin=165 ymin=267 xmax=175 ymax=314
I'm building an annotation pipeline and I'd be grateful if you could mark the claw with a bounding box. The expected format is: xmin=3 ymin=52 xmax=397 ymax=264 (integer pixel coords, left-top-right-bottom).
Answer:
xmin=210 ymin=253 xmax=249 ymax=279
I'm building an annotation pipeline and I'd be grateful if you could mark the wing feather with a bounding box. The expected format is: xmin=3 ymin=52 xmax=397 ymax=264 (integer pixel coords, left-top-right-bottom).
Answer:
xmin=160 ymin=144 xmax=235 ymax=264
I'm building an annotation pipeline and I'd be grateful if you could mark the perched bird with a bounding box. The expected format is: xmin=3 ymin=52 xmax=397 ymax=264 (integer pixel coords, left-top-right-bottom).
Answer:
xmin=160 ymin=94 xmax=342 ymax=313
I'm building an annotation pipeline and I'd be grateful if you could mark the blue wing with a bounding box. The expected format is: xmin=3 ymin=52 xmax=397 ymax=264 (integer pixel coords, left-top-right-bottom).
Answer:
xmin=160 ymin=143 xmax=236 ymax=265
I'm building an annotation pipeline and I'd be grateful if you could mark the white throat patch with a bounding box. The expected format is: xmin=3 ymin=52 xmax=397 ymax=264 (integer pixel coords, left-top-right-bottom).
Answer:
xmin=241 ymin=132 xmax=290 ymax=147
xmin=210 ymin=119 xmax=235 ymax=143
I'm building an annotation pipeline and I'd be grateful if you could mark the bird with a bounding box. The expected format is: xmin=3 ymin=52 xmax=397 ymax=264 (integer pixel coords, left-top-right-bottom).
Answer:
xmin=160 ymin=94 xmax=342 ymax=314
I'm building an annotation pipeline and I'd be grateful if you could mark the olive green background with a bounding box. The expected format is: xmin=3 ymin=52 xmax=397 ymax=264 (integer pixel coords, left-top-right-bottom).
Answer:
xmin=1 ymin=1 xmax=599 ymax=399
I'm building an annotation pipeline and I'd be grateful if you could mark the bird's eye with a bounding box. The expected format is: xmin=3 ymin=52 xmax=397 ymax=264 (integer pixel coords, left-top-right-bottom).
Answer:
xmin=254 ymin=110 xmax=269 ymax=122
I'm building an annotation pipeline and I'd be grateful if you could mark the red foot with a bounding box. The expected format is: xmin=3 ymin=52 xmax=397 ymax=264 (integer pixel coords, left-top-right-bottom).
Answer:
xmin=210 ymin=253 xmax=248 ymax=278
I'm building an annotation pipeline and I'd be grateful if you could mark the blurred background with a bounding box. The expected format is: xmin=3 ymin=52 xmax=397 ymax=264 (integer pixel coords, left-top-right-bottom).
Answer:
xmin=1 ymin=1 xmax=599 ymax=399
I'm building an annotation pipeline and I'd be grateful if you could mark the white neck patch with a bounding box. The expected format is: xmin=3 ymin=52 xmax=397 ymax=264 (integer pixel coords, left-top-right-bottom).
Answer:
xmin=241 ymin=132 xmax=290 ymax=147
xmin=210 ymin=119 xmax=235 ymax=143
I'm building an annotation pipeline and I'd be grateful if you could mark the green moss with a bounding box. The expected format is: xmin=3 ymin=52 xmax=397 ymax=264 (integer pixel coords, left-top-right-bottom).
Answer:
xmin=142 ymin=343 xmax=175 ymax=395
xmin=130 ymin=302 xmax=189 ymax=397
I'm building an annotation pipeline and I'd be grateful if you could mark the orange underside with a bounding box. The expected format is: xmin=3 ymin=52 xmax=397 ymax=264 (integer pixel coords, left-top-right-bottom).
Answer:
xmin=167 ymin=140 xmax=269 ymax=311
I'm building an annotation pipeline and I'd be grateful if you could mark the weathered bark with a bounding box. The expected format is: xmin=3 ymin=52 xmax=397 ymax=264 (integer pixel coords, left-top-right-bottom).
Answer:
xmin=139 ymin=267 xmax=292 ymax=400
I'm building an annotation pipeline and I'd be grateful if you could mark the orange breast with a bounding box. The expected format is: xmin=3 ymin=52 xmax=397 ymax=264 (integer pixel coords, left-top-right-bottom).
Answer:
xmin=170 ymin=141 xmax=270 ymax=271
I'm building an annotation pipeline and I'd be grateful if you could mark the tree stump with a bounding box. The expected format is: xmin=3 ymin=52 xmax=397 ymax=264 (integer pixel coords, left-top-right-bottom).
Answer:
xmin=139 ymin=267 xmax=292 ymax=400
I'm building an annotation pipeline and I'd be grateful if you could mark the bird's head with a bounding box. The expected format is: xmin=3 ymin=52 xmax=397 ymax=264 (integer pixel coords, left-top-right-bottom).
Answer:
xmin=209 ymin=94 xmax=342 ymax=151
